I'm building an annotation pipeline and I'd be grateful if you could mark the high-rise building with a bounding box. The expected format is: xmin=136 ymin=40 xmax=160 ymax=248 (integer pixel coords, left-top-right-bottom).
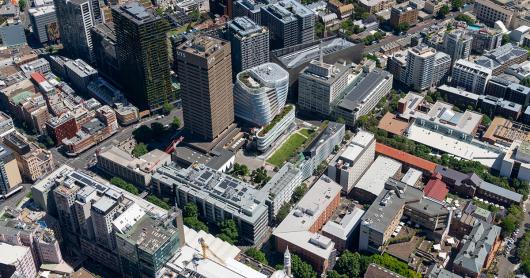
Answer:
xmin=91 ymin=22 xmax=119 ymax=83
xmin=443 ymin=29 xmax=472 ymax=63
xmin=113 ymin=2 xmax=175 ymax=111
xmin=261 ymin=0 xmax=315 ymax=49
xmin=452 ymin=59 xmax=493 ymax=95
xmin=0 ymin=144 xmax=22 ymax=196
xmin=53 ymin=0 xmax=95 ymax=62
xmin=433 ymin=52 xmax=451 ymax=86
xmin=176 ymin=36 xmax=234 ymax=141
xmin=234 ymin=62 xmax=289 ymax=126
xmin=405 ymin=44 xmax=436 ymax=91
xmin=298 ymin=60 xmax=350 ymax=116
xmin=233 ymin=0 xmax=265 ymax=24
xmin=227 ymin=16 xmax=269 ymax=78
xmin=28 ymin=6 xmax=58 ymax=44
xmin=116 ymin=208 xmax=184 ymax=278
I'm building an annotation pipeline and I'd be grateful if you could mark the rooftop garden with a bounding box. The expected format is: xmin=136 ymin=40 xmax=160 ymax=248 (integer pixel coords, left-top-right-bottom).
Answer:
xmin=258 ymin=105 xmax=294 ymax=137
xmin=267 ymin=132 xmax=307 ymax=167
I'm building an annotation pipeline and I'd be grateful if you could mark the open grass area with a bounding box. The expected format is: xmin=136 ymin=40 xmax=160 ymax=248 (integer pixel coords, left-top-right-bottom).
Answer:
xmin=298 ymin=128 xmax=315 ymax=138
xmin=267 ymin=132 xmax=307 ymax=167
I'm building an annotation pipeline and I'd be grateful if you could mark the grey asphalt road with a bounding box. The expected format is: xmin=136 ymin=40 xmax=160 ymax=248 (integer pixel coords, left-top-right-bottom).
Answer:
xmin=0 ymin=184 xmax=32 ymax=210
xmin=52 ymin=109 xmax=183 ymax=170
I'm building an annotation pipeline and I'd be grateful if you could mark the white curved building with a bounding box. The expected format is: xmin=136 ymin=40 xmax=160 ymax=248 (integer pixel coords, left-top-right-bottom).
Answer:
xmin=234 ymin=62 xmax=289 ymax=127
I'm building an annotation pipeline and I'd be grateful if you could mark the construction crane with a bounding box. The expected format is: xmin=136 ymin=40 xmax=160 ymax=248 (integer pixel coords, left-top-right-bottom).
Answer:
xmin=198 ymin=238 xmax=225 ymax=265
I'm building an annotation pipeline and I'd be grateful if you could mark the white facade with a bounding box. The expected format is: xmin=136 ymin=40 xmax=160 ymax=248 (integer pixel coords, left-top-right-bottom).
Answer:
xmin=234 ymin=62 xmax=289 ymax=127
xmin=327 ymin=131 xmax=375 ymax=193
xmin=452 ymin=59 xmax=493 ymax=95
xmin=405 ymin=44 xmax=436 ymax=91
xmin=255 ymin=105 xmax=295 ymax=152
xmin=262 ymin=162 xmax=303 ymax=219
xmin=298 ymin=60 xmax=350 ymax=116
xmin=501 ymin=140 xmax=530 ymax=182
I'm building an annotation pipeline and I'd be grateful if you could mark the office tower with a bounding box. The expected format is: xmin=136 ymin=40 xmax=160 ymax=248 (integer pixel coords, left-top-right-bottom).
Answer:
xmin=0 ymin=145 xmax=22 ymax=196
xmin=91 ymin=22 xmax=119 ymax=82
xmin=298 ymin=59 xmax=350 ymax=116
xmin=28 ymin=6 xmax=58 ymax=44
xmin=211 ymin=0 xmax=233 ymax=17
xmin=405 ymin=44 xmax=436 ymax=92
xmin=233 ymin=0 xmax=265 ymax=24
xmin=116 ymin=208 xmax=184 ymax=277
xmin=433 ymin=52 xmax=451 ymax=86
xmin=90 ymin=0 xmax=102 ymax=23
xmin=261 ymin=0 xmax=315 ymax=49
xmin=176 ymin=36 xmax=234 ymax=141
xmin=113 ymin=2 xmax=175 ymax=111
xmin=443 ymin=29 xmax=472 ymax=63
xmin=234 ymin=62 xmax=289 ymax=126
xmin=54 ymin=0 xmax=95 ymax=62
xmin=227 ymin=16 xmax=269 ymax=78
xmin=452 ymin=59 xmax=493 ymax=95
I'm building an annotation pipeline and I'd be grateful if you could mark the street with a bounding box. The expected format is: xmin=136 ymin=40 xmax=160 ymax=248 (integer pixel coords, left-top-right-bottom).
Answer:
xmin=0 ymin=184 xmax=32 ymax=210
xmin=497 ymin=198 xmax=530 ymax=278
xmin=51 ymin=109 xmax=183 ymax=169
xmin=363 ymin=12 xmax=460 ymax=55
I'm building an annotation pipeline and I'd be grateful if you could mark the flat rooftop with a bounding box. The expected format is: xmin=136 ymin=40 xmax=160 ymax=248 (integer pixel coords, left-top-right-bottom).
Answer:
xmin=118 ymin=214 xmax=178 ymax=254
xmin=337 ymin=69 xmax=393 ymax=112
xmin=273 ymin=176 xmax=341 ymax=259
xmin=353 ymin=156 xmax=401 ymax=197
xmin=276 ymin=38 xmax=355 ymax=69
xmin=406 ymin=124 xmax=502 ymax=168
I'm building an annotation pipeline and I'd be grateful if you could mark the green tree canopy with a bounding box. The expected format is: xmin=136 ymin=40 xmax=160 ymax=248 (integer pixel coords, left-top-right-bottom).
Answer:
xmin=291 ymin=185 xmax=307 ymax=204
xmin=111 ymin=177 xmax=139 ymax=195
xmin=183 ymin=203 xmax=198 ymax=218
xmin=132 ymin=143 xmax=148 ymax=158
xmin=162 ymin=103 xmax=173 ymax=115
xmin=146 ymin=195 xmax=170 ymax=209
xmin=245 ymin=248 xmax=268 ymax=264
xmin=291 ymin=254 xmax=317 ymax=278
xmin=151 ymin=122 xmax=167 ymax=137
xmin=171 ymin=116 xmax=181 ymax=130
xmin=334 ymin=251 xmax=361 ymax=278
xmin=218 ymin=219 xmax=239 ymax=244
xmin=133 ymin=125 xmax=153 ymax=143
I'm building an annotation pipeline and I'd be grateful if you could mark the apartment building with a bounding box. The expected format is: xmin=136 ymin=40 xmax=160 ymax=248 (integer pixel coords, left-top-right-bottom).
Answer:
xmin=452 ymin=59 xmax=493 ymax=95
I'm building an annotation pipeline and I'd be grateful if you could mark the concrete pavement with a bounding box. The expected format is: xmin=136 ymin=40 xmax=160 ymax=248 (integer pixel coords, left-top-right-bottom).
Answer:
xmin=52 ymin=109 xmax=183 ymax=170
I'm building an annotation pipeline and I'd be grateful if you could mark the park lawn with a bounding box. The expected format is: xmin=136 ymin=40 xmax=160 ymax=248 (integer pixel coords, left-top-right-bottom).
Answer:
xmin=267 ymin=133 xmax=307 ymax=167
xmin=298 ymin=128 xmax=315 ymax=138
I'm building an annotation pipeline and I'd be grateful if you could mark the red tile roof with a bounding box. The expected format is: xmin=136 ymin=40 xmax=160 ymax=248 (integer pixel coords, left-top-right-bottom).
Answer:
xmin=375 ymin=143 xmax=438 ymax=173
xmin=30 ymin=72 xmax=46 ymax=84
xmin=423 ymin=178 xmax=449 ymax=202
